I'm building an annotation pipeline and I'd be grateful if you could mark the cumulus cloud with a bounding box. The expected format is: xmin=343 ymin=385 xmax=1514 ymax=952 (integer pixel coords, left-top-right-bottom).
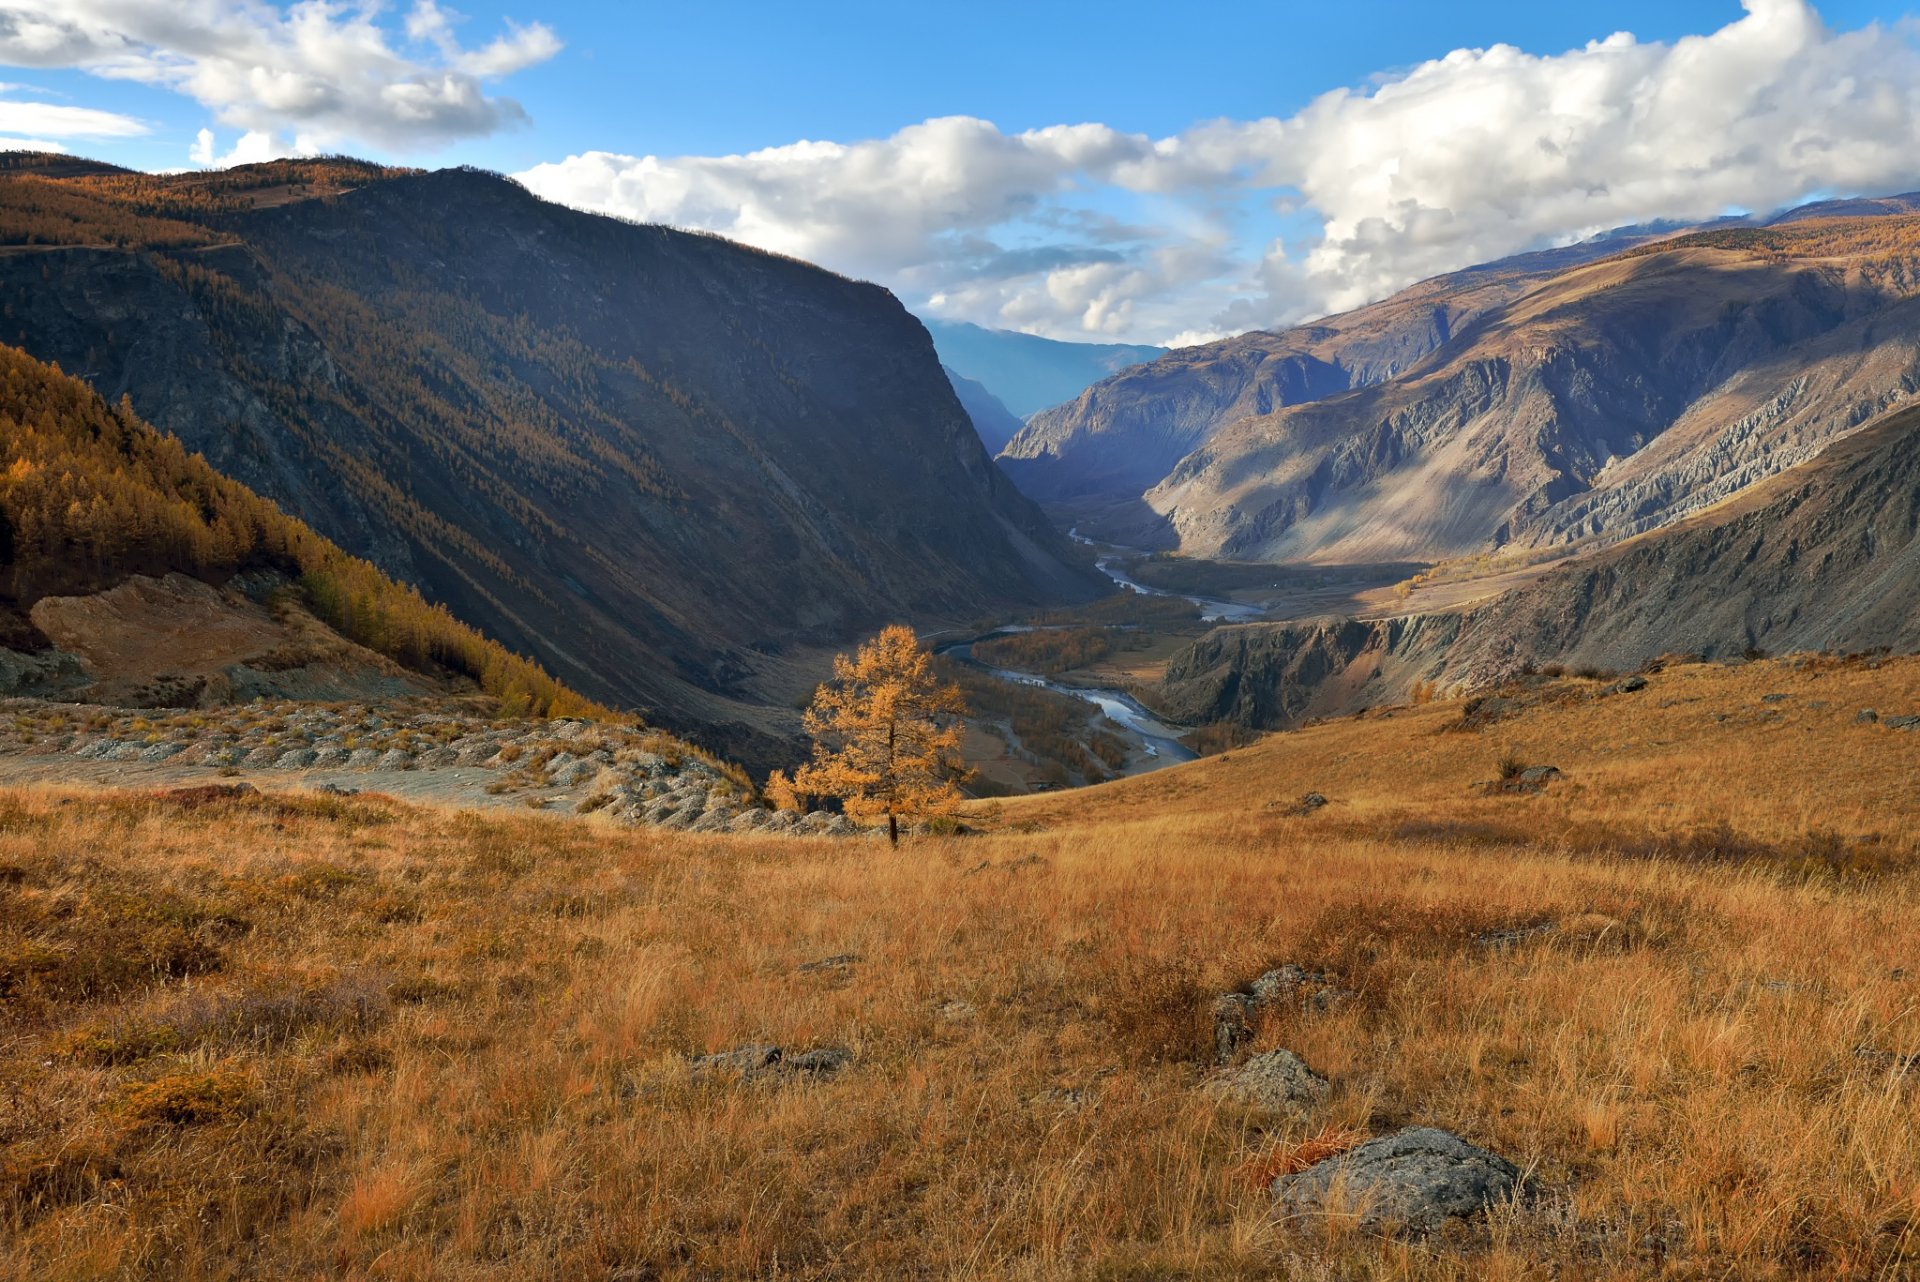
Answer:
xmin=0 ymin=0 xmax=560 ymax=164
xmin=519 ymin=0 xmax=1920 ymax=345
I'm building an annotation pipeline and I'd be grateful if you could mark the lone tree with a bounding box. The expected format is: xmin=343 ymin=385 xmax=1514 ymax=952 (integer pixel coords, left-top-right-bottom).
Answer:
xmin=770 ymin=624 xmax=967 ymax=844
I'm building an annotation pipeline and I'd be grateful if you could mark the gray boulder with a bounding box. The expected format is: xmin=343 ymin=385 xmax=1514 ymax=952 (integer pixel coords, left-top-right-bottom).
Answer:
xmin=1206 ymin=1048 xmax=1328 ymax=1110
xmin=1273 ymin=1126 xmax=1521 ymax=1233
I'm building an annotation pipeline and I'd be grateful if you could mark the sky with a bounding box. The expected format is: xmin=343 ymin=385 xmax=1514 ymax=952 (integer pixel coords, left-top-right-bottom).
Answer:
xmin=2 ymin=1 xmax=1919 ymax=345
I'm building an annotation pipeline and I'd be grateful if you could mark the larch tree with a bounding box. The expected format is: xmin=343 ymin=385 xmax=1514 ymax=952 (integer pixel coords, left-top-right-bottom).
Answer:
xmin=772 ymin=624 xmax=967 ymax=845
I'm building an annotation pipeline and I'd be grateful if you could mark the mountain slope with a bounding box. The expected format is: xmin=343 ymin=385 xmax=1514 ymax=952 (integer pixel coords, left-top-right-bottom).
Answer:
xmin=1009 ymin=195 xmax=1920 ymax=561
xmin=1158 ymin=403 xmax=1920 ymax=728
xmin=924 ymin=318 xmax=1166 ymax=419
xmin=1149 ymin=224 xmax=1920 ymax=563
xmin=943 ymin=365 xmax=1025 ymax=452
xmin=998 ymin=271 xmax=1534 ymax=505
xmin=0 ymin=159 xmax=1102 ymax=764
xmin=0 ymin=340 xmax=605 ymax=717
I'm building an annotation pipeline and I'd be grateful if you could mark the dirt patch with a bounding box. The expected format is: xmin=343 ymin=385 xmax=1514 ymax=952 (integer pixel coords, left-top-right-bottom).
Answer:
xmin=27 ymin=573 xmax=435 ymax=706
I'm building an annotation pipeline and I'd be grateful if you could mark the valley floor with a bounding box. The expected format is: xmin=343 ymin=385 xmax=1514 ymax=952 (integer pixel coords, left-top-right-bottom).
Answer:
xmin=4 ymin=654 xmax=1920 ymax=1278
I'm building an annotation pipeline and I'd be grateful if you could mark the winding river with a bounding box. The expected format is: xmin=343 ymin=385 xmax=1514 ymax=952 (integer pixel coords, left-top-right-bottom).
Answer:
xmin=1067 ymin=529 xmax=1267 ymax=623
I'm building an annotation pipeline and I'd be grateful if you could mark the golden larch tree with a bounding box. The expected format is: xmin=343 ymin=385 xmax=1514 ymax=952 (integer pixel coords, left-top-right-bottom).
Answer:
xmin=772 ymin=624 xmax=967 ymax=845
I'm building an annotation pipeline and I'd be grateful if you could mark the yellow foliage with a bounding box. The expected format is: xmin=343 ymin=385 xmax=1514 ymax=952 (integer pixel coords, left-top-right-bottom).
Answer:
xmin=785 ymin=625 xmax=966 ymax=843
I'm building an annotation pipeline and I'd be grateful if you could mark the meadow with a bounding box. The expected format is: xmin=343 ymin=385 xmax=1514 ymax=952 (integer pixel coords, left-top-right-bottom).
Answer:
xmin=4 ymin=653 xmax=1920 ymax=1279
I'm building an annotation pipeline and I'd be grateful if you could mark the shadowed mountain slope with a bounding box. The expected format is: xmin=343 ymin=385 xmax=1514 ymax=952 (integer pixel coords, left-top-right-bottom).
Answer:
xmin=0 ymin=340 xmax=606 ymax=717
xmin=0 ymin=158 xmax=1102 ymax=765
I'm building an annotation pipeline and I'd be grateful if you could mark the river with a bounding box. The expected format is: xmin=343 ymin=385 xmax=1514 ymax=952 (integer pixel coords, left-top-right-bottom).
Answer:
xmin=1067 ymin=529 xmax=1267 ymax=623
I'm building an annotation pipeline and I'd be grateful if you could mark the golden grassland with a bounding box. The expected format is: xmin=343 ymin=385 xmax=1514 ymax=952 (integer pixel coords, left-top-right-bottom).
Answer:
xmin=5 ymin=654 xmax=1920 ymax=1279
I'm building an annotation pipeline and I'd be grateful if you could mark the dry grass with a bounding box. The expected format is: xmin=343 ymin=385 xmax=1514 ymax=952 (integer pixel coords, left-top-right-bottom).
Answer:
xmin=2 ymin=654 xmax=1919 ymax=1278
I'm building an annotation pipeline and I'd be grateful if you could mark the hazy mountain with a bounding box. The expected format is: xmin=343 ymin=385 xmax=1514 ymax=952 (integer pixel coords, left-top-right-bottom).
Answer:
xmin=0 ymin=156 xmax=1103 ymax=766
xmin=923 ymin=318 xmax=1167 ymax=419
xmin=1158 ymin=402 xmax=1920 ymax=729
xmin=942 ymin=365 xmax=1025 ymax=452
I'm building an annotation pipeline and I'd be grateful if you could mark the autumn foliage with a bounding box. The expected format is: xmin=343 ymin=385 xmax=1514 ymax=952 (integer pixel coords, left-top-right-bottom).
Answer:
xmin=0 ymin=342 xmax=608 ymax=720
xmin=770 ymin=625 xmax=966 ymax=843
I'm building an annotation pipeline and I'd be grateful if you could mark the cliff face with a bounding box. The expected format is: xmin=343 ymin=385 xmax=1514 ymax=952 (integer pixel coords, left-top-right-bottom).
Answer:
xmin=1157 ymin=405 xmax=1920 ymax=730
xmin=0 ymin=162 xmax=1103 ymax=763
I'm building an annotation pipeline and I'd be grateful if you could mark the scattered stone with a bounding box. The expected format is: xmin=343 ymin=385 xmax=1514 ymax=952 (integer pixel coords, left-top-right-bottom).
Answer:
xmin=1212 ymin=965 xmax=1352 ymax=1064
xmin=1476 ymin=920 xmax=1557 ymax=951
xmin=345 ymin=748 xmax=382 ymax=769
xmin=274 ymin=748 xmax=317 ymax=769
xmin=1477 ymin=765 xmax=1563 ymax=797
xmin=1267 ymin=791 xmax=1329 ymax=816
xmin=1886 ymin=715 xmax=1920 ymax=732
xmin=688 ymin=1042 xmax=851 ymax=1083
xmin=1760 ymin=692 xmax=1789 ymax=704
xmin=375 ymin=747 xmax=415 ymax=771
xmin=138 ymin=742 xmax=185 ymax=763
xmin=796 ymin=953 xmax=860 ymax=974
xmin=316 ymin=782 xmax=359 ymax=797
xmin=1206 ymin=1048 xmax=1329 ymax=1110
xmin=1857 ymin=708 xmax=1880 ymax=724
xmin=1600 ymin=675 xmax=1649 ymax=696
xmin=1273 ymin=1126 xmax=1522 ymax=1234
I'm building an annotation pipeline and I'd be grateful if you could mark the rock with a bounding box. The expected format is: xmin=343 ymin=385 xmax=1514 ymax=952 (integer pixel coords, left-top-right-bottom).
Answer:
xmin=796 ymin=953 xmax=860 ymax=974
xmin=1212 ymin=993 xmax=1257 ymax=1064
xmin=312 ymin=747 xmax=350 ymax=767
xmin=1477 ymin=765 xmax=1563 ymax=796
xmin=688 ymin=1043 xmax=850 ymax=1083
xmin=345 ymin=748 xmax=382 ymax=769
xmin=139 ymin=741 xmax=185 ymax=763
xmin=316 ymin=782 xmax=359 ymax=797
xmin=1206 ymin=1048 xmax=1329 ymax=1110
xmin=1760 ymin=692 xmax=1789 ymax=704
xmin=1601 ymin=675 xmax=1648 ymax=695
xmin=1886 ymin=715 xmax=1920 ymax=732
xmin=417 ymin=746 xmax=459 ymax=767
xmin=726 ymin=808 xmax=773 ymax=832
xmin=375 ymin=748 xmax=415 ymax=771
xmin=1476 ymin=920 xmax=1556 ymax=951
xmin=760 ymin=810 xmax=801 ymax=832
xmin=274 ymin=748 xmax=317 ymax=769
xmin=784 ymin=1046 xmax=852 ymax=1078
xmin=1273 ymin=1126 xmax=1522 ymax=1234
xmin=1268 ymin=791 xmax=1329 ymax=816
xmin=687 ymin=808 xmax=734 ymax=833
xmin=690 ymin=1044 xmax=783 ymax=1079
xmin=1857 ymin=708 xmax=1880 ymax=724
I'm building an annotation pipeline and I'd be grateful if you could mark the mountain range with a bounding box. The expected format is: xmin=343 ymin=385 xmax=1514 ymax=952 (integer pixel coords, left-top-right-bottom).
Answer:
xmin=1003 ymin=193 xmax=1920 ymax=567
xmin=0 ymin=155 xmax=1101 ymax=767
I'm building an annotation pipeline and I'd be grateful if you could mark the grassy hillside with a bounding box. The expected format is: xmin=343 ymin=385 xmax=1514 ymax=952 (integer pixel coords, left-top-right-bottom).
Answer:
xmin=5 ymin=653 xmax=1918 ymax=1277
xmin=0 ymin=342 xmax=606 ymax=719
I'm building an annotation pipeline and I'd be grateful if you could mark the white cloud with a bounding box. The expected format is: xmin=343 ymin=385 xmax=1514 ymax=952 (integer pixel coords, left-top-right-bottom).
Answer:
xmin=0 ymin=134 xmax=63 ymax=151
xmin=518 ymin=0 xmax=1920 ymax=345
xmin=0 ymin=96 xmax=143 ymax=139
xmin=0 ymin=0 xmax=561 ymax=165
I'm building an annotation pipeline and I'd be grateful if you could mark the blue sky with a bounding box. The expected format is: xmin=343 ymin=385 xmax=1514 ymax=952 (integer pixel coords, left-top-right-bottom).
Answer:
xmin=3 ymin=2 xmax=1918 ymax=342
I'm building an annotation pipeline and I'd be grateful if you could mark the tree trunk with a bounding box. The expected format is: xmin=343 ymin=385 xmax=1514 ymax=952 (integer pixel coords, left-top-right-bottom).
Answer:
xmin=888 ymin=810 xmax=899 ymax=847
